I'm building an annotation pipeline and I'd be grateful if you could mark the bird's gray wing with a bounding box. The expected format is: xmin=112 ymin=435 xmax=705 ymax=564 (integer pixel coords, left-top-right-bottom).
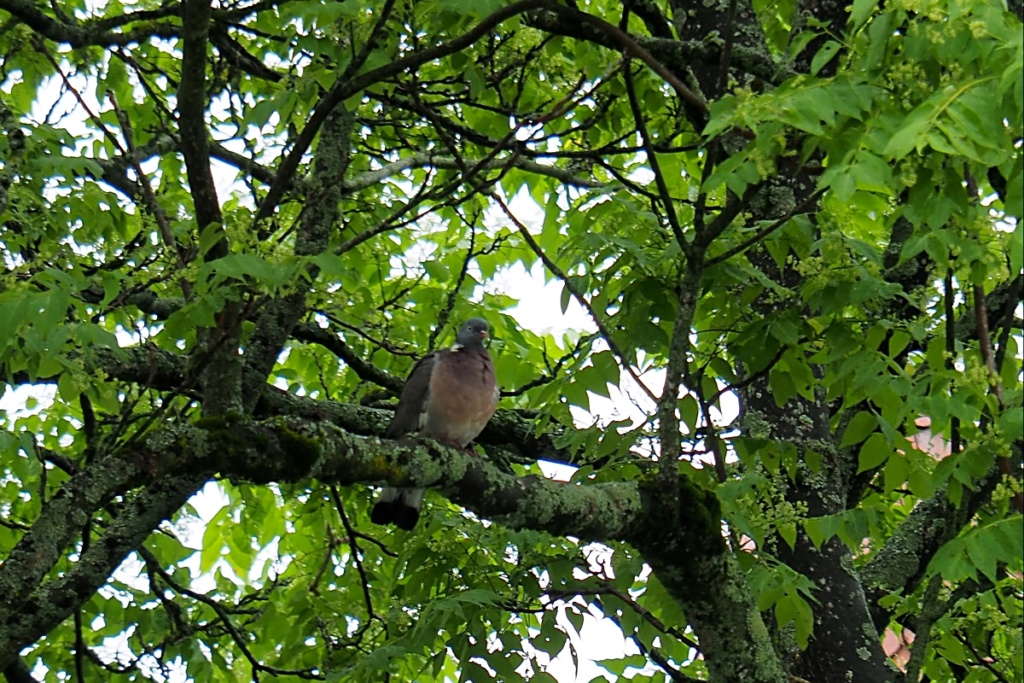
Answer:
xmin=385 ymin=351 xmax=440 ymax=438
xmin=373 ymin=351 xmax=441 ymax=530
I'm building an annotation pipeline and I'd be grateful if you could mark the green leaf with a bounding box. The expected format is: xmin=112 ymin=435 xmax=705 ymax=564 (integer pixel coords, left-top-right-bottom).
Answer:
xmin=842 ymin=411 xmax=877 ymax=448
xmin=423 ymin=260 xmax=450 ymax=281
xmin=811 ymin=40 xmax=841 ymax=76
xmin=560 ymin=282 xmax=572 ymax=315
xmin=857 ymin=432 xmax=891 ymax=473
xmin=804 ymin=513 xmax=843 ymax=550
xmin=850 ymin=0 xmax=875 ymax=29
xmin=778 ymin=521 xmax=797 ymax=549
xmin=2 ymin=3 xmax=1021 ymax=680
xmin=679 ymin=394 xmax=699 ymax=431
xmin=74 ymin=323 xmax=121 ymax=350
xmin=775 ymin=591 xmax=813 ymax=648
xmin=964 ymin=533 xmax=1000 ymax=583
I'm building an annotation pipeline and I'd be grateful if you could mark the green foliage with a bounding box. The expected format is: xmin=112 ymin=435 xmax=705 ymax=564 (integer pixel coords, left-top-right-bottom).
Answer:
xmin=0 ymin=0 xmax=1021 ymax=681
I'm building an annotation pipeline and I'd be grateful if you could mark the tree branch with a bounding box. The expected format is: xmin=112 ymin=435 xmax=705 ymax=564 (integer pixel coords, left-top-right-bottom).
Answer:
xmin=0 ymin=471 xmax=209 ymax=668
xmin=177 ymin=0 xmax=223 ymax=234
xmin=0 ymin=0 xmax=175 ymax=47
xmin=0 ymin=414 xmax=647 ymax=666
xmin=253 ymin=0 xmax=553 ymax=225
xmin=7 ymin=340 xmax=575 ymax=467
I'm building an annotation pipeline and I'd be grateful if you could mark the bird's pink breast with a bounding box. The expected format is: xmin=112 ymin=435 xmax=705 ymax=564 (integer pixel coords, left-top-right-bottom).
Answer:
xmin=424 ymin=349 xmax=498 ymax=446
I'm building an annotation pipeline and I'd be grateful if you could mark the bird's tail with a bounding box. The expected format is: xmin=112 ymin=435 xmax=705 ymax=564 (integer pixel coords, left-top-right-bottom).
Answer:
xmin=370 ymin=487 xmax=425 ymax=530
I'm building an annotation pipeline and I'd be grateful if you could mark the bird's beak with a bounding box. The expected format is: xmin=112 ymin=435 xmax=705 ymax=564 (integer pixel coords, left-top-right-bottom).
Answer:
xmin=480 ymin=331 xmax=488 ymax=338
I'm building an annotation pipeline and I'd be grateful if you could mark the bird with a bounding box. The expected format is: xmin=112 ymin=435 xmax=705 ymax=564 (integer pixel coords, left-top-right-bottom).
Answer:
xmin=371 ymin=317 xmax=499 ymax=530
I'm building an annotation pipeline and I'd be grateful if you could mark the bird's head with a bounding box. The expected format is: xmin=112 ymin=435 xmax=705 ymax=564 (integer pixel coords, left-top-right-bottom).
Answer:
xmin=454 ymin=318 xmax=489 ymax=349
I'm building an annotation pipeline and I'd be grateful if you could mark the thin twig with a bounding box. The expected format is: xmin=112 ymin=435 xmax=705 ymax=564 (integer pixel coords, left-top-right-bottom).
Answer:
xmin=550 ymin=6 xmax=707 ymax=119
xmin=308 ymin=527 xmax=339 ymax=597
xmin=973 ymin=285 xmax=1006 ymax=408
xmin=329 ymin=486 xmax=378 ymax=623
xmin=41 ymin=47 xmax=184 ymax=268
xmin=253 ymin=0 xmax=553 ymax=225
xmin=138 ymin=547 xmax=323 ymax=680
xmin=106 ymin=91 xmax=186 ymax=266
xmin=502 ymin=333 xmax=598 ymax=397
xmin=973 ymin=284 xmax=1022 ymax=513
xmin=944 ymin=266 xmax=961 ymax=455
xmin=493 ymin=194 xmax=658 ymax=404
xmin=954 ymin=631 xmax=1012 ymax=683
xmin=714 ymin=0 xmax=738 ymax=99
xmin=630 ymin=635 xmax=701 ymax=683
xmin=0 ymin=518 xmax=30 ymax=532
xmin=709 ymin=343 xmax=789 ymax=404
xmin=623 ymin=58 xmax=687 ymax=253
xmin=692 ymin=376 xmax=727 ymax=483
xmin=705 ymin=189 xmax=823 ymax=267
xmin=429 ymin=223 xmax=476 ymax=351
xmin=547 ymin=584 xmax=700 ymax=653
xmin=992 ymin=269 xmax=1021 ymax=373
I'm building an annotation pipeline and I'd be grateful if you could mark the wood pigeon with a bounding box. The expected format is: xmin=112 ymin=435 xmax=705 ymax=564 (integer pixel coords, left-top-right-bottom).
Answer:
xmin=371 ymin=318 xmax=499 ymax=530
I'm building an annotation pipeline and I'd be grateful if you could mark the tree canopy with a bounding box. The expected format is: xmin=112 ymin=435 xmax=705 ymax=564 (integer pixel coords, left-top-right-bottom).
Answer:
xmin=0 ymin=0 xmax=1021 ymax=682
